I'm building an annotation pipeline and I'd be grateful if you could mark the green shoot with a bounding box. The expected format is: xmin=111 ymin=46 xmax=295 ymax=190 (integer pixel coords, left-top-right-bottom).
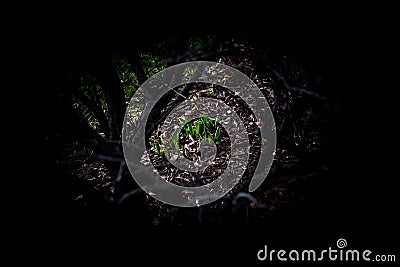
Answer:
xmin=150 ymin=116 xmax=221 ymax=156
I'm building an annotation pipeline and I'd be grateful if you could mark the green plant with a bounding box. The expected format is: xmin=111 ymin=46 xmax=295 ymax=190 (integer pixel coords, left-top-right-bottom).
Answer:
xmin=181 ymin=116 xmax=221 ymax=144
xmin=150 ymin=116 xmax=221 ymax=156
xmin=150 ymin=138 xmax=162 ymax=155
xmin=171 ymin=129 xmax=180 ymax=154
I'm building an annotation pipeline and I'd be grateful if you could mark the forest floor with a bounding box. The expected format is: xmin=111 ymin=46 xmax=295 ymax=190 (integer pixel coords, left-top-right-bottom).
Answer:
xmin=58 ymin=130 xmax=327 ymax=228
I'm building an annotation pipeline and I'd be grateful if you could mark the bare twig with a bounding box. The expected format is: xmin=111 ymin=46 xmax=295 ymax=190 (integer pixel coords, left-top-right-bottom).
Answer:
xmin=267 ymin=66 xmax=327 ymax=100
xmin=95 ymin=154 xmax=123 ymax=163
xmin=232 ymin=192 xmax=266 ymax=208
xmin=118 ymin=188 xmax=144 ymax=206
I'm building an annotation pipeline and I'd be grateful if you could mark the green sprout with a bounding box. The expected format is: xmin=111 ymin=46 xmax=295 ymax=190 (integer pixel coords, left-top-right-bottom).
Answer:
xmin=150 ymin=116 xmax=221 ymax=156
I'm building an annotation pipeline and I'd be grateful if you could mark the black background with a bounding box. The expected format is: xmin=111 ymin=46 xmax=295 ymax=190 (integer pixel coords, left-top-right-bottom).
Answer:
xmin=19 ymin=4 xmax=398 ymax=264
